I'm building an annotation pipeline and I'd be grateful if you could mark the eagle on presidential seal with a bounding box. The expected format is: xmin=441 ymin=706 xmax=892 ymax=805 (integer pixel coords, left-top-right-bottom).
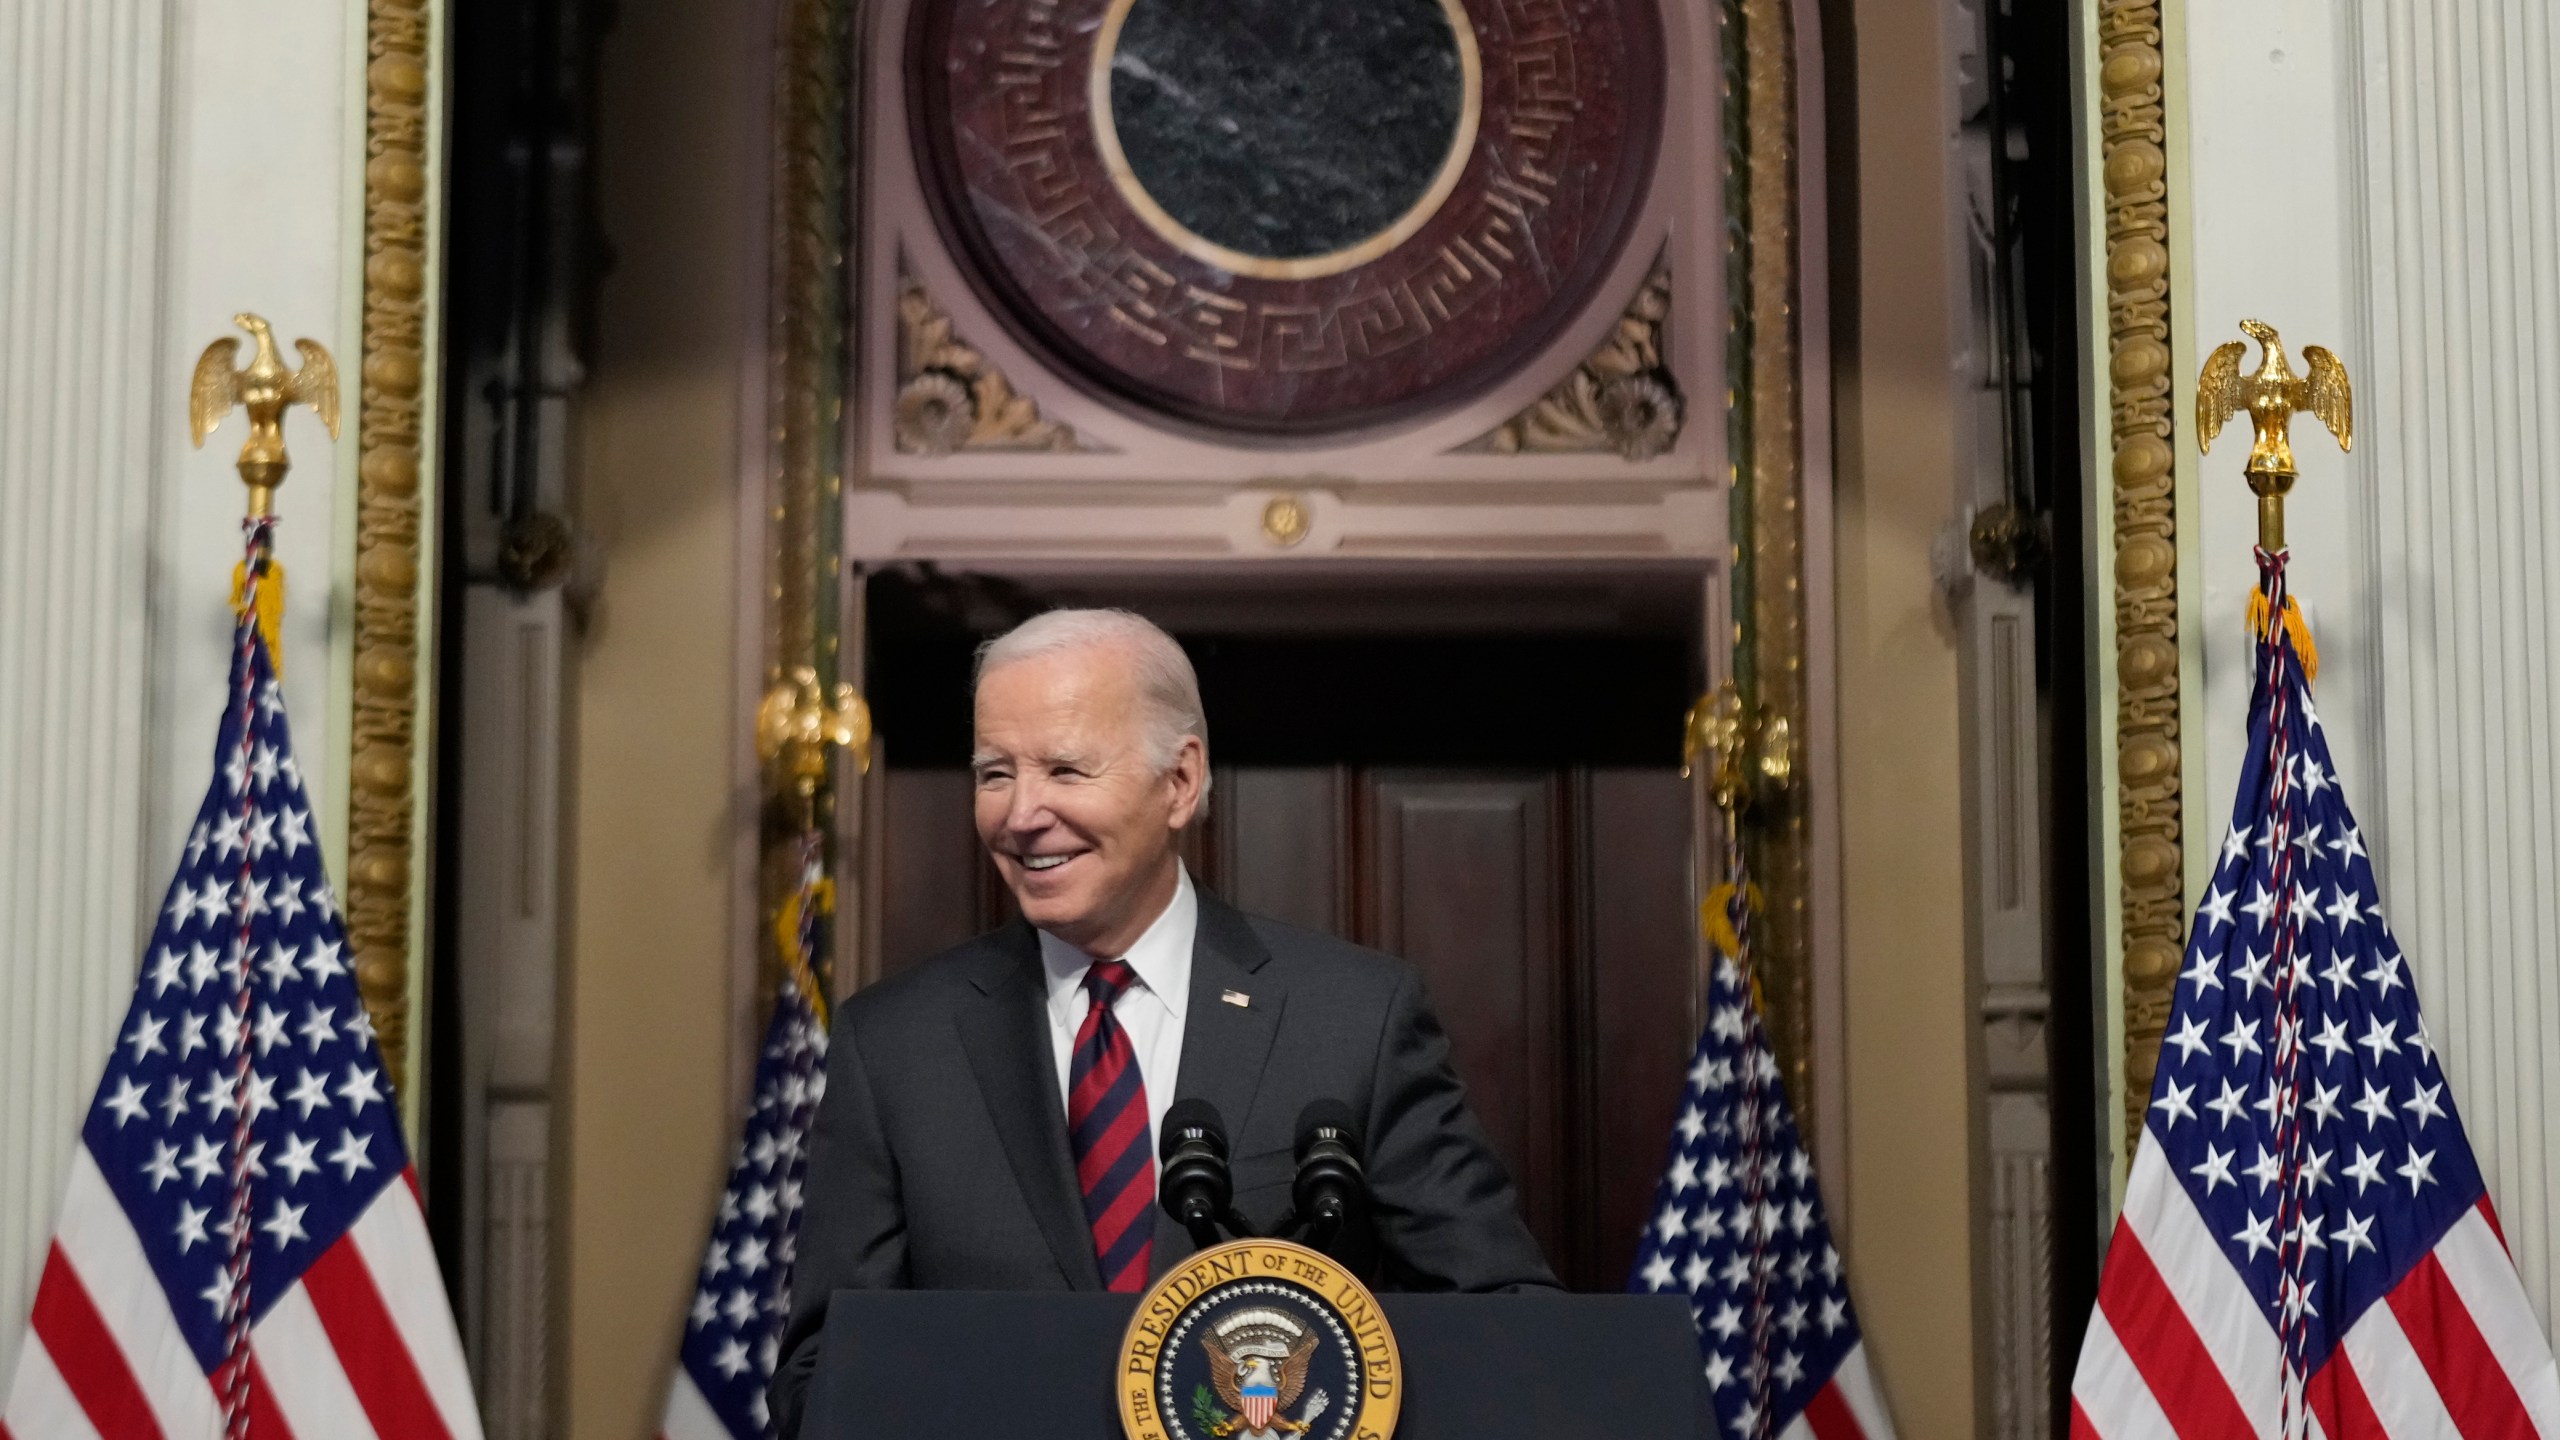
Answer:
xmin=1202 ymin=1308 xmax=1330 ymax=1438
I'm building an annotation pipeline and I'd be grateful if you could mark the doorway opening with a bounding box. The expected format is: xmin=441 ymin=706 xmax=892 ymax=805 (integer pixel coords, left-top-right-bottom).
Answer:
xmin=859 ymin=562 xmax=1714 ymax=1290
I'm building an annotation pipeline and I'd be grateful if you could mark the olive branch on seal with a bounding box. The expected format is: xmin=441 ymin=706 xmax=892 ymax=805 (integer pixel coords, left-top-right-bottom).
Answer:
xmin=1191 ymin=1384 xmax=1233 ymax=1436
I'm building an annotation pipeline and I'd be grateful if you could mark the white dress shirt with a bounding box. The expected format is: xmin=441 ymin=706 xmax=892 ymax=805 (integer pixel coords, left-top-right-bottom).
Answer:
xmin=1040 ymin=864 xmax=1196 ymax=1159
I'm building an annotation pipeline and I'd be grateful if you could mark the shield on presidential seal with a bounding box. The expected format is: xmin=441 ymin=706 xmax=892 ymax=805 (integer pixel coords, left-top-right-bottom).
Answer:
xmin=1118 ymin=1240 xmax=1397 ymax=1440
xmin=1211 ymin=1308 xmax=1308 ymax=1431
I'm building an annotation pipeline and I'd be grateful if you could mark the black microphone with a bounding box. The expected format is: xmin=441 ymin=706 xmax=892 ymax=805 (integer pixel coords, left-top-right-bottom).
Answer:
xmin=1159 ymin=1099 xmax=1235 ymax=1249
xmin=1291 ymin=1100 xmax=1366 ymax=1252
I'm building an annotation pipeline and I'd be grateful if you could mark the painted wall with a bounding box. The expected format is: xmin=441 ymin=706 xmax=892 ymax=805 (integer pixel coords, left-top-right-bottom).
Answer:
xmin=557 ymin=0 xmax=758 ymax=1431
xmin=1831 ymin=0 xmax=1984 ymax=1429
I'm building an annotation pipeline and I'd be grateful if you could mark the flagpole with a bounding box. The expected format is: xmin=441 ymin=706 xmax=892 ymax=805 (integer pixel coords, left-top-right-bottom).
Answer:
xmin=756 ymin=665 xmax=873 ymax=1019
xmin=647 ymin=671 xmax=865 ymax=1434
xmin=2195 ymin=321 xmax=2354 ymax=1438
xmin=186 ymin=313 xmax=342 ymax=1440
xmin=1683 ymin=681 xmax=1793 ymax=1440
xmin=2066 ymin=325 xmax=2556 ymax=1437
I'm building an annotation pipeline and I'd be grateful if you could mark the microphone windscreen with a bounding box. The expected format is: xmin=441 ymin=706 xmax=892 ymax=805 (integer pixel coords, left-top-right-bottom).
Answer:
xmin=1293 ymin=1099 xmax=1363 ymax=1161
xmin=1161 ymin=1097 xmax=1229 ymax=1160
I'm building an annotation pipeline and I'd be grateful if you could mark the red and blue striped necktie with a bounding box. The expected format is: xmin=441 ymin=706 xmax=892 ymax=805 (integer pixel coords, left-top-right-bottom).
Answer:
xmin=1069 ymin=959 xmax=1155 ymax=1291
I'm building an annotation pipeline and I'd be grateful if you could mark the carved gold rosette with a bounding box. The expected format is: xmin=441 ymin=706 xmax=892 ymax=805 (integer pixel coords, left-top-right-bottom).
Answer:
xmin=350 ymin=0 xmax=435 ymax=1089
xmin=1466 ymin=259 xmax=1681 ymax=460
xmin=2097 ymin=0 xmax=2185 ymax=1152
xmin=894 ymin=268 xmax=1086 ymax=454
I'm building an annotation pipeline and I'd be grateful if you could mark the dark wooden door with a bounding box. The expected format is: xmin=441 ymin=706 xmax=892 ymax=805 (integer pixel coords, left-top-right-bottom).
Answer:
xmin=874 ymin=764 xmax=1700 ymax=1289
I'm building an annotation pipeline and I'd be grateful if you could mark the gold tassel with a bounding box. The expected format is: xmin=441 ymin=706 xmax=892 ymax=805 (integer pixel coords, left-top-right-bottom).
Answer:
xmin=229 ymin=558 xmax=287 ymax=678
xmin=1700 ymin=880 xmax=1771 ymax=1015
xmin=1699 ymin=881 xmax=1766 ymax=961
xmin=774 ymin=876 xmax=836 ymax=1027
xmin=2247 ymin=587 xmax=2319 ymax=686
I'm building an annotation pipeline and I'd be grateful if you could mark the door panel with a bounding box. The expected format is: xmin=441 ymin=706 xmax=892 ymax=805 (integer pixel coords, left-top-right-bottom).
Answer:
xmin=1357 ymin=773 xmax=1565 ymax=1263
xmin=1209 ymin=767 xmax=1350 ymax=936
xmin=1576 ymin=770 xmax=1700 ymax=1286
xmin=879 ymin=769 xmax=1000 ymax=977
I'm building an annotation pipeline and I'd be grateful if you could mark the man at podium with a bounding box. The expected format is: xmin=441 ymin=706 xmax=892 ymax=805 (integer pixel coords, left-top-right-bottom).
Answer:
xmin=771 ymin=610 xmax=1555 ymax=1436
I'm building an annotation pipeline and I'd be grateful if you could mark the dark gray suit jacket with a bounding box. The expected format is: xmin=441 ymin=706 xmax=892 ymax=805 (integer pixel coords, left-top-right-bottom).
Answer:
xmin=770 ymin=890 xmax=1556 ymax=1436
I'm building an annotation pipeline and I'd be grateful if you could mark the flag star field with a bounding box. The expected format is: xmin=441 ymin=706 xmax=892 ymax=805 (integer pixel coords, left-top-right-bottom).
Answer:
xmin=1633 ymin=944 xmax=1891 ymax=1438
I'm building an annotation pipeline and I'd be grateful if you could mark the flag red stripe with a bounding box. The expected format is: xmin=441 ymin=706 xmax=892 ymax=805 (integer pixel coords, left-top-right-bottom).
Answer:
xmin=1801 ymin=1379 xmax=1864 ymax=1440
xmin=28 ymin=1244 xmax=167 ymax=1440
xmin=2067 ymin=1398 xmax=2098 ymax=1439
xmin=300 ymin=1241 xmax=456 ymax=1440
xmin=2386 ymin=1249 xmax=2538 ymax=1440
xmin=2306 ymin=1346 xmax=2384 ymax=1440
xmin=247 ymin=1354 xmax=299 ymax=1440
xmin=2092 ymin=1225 xmax=2252 ymax=1438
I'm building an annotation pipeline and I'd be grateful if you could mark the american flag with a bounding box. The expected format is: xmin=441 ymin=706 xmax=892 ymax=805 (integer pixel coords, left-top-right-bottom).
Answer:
xmin=658 ymin=850 xmax=828 ymax=1440
xmin=2070 ymin=548 xmax=2560 ymax=1436
xmin=1633 ymin=852 xmax=1895 ymax=1439
xmin=2 ymin=536 xmax=482 ymax=1439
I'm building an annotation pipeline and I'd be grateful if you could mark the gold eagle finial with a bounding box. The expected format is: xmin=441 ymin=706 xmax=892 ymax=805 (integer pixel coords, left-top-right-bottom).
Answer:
xmin=190 ymin=312 xmax=339 ymax=518
xmin=2195 ymin=318 xmax=2352 ymax=551
xmin=758 ymin=664 xmax=875 ymax=800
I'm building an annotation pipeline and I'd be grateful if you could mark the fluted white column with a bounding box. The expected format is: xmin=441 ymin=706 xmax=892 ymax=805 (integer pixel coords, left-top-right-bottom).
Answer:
xmin=2349 ymin=0 xmax=2560 ymax=1335
xmin=0 ymin=0 xmax=174 ymax=1382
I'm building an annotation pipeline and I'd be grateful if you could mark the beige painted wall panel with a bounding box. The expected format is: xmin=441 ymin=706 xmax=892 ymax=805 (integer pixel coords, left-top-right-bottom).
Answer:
xmin=562 ymin=0 xmax=754 ymax=1433
xmin=1834 ymin=0 xmax=1982 ymax=1430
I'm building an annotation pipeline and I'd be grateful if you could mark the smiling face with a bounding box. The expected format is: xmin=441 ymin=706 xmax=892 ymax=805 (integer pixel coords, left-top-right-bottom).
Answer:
xmin=972 ymin=643 xmax=1206 ymax=956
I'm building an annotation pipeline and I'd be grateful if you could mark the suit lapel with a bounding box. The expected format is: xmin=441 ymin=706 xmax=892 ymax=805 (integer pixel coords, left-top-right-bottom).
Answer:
xmin=955 ymin=924 xmax=1104 ymax=1291
xmin=1153 ymin=893 xmax=1287 ymax=1278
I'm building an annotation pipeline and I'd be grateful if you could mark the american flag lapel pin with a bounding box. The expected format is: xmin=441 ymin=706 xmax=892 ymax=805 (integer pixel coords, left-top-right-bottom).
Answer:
xmin=1221 ymin=989 xmax=1250 ymax=1008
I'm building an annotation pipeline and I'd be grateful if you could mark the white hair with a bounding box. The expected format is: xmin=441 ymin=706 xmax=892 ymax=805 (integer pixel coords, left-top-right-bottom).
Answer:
xmin=974 ymin=608 xmax=1208 ymax=773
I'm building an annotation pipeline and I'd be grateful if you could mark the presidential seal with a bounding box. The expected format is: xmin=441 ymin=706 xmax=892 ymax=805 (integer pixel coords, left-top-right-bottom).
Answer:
xmin=1118 ymin=1240 xmax=1401 ymax=1440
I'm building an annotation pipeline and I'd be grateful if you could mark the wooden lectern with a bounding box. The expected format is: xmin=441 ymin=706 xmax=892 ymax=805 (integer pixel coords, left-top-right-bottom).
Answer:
xmin=802 ymin=1290 xmax=1709 ymax=1439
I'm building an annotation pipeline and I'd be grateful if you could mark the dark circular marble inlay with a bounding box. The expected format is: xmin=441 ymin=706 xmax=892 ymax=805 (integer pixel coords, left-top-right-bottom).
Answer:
xmin=911 ymin=0 xmax=1663 ymax=434
xmin=1106 ymin=0 xmax=1466 ymax=261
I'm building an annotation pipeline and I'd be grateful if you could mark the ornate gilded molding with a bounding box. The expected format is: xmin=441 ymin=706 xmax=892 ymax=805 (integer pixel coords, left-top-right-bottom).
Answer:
xmin=350 ymin=0 xmax=434 ymax=1089
xmin=1464 ymin=260 xmax=1681 ymax=459
xmin=767 ymin=0 xmax=856 ymax=1004
xmin=2096 ymin=0 xmax=2185 ymax=1152
xmin=895 ymin=268 xmax=1088 ymax=454
xmin=1732 ymin=0 xmax=1814 ymax=1131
